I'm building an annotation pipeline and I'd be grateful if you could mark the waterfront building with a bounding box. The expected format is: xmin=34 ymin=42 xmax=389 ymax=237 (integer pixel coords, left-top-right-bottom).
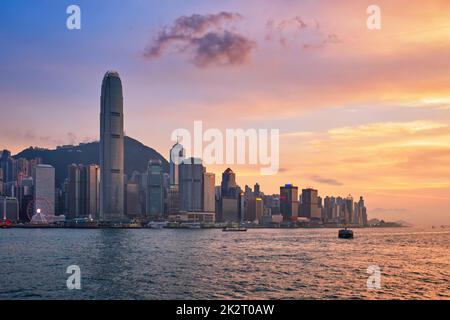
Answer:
xmin=67 ymin=164 xmax=100 ymax=219
xmin=179 ymin=157 xmax=204 ymax=212
xmin=125 ymin=182 xmax=141 ymax=217
xmin=300 ymin=188 xmax=321 ymax=220
xmin=33 ymin=164 xmax=55 ymax=217
xmin=203 ymin=172 xmax=215 ymax=213
xmin=168 ymin=185 xmax=180 ymax=214
xmin=280 ymin=184 xmax=299 ymax=221
xmin=0 ymin=196 xmax=19 ymax=221
xmin=81 ymin=164 xmax=100 ymax=219
xmin=67 ymin=164 xmax=81 ymax=218
xmin=0 ymin=168 xmax=3 ymax=196
xmin=245 ymin=197 xmax=264 ymax=223
xmin=146 ymin=159 xmax=164 ymax=217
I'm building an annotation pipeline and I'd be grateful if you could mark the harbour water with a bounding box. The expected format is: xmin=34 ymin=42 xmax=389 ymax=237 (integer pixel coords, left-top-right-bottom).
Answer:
xmin=0 ymin=227 xmax=449 ymax=300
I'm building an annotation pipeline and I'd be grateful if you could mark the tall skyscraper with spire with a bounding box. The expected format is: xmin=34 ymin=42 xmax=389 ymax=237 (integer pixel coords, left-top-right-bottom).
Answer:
xmin=100 ymin=71 xmax=124 ymax=221
xmin=169 ymin=141 xmax=184 ymax=186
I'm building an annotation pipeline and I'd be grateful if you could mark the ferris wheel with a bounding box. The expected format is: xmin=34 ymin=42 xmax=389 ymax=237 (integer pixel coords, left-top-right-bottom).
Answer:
xmin=26 ymin=197 xmax=54 ymax=224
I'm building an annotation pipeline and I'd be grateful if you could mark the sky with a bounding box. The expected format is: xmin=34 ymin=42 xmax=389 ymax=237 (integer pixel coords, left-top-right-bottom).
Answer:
xmin=1 ymin=0 xmax=450 ymax=224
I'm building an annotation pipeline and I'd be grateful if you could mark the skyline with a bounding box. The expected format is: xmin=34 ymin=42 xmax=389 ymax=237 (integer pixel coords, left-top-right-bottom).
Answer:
xmin=1 ymin=0 xmax=450 ymax=225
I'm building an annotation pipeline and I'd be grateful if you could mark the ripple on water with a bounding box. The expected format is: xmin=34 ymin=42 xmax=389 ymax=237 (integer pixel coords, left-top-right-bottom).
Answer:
xmin=0 ymin=227 xmax=449 ymax=299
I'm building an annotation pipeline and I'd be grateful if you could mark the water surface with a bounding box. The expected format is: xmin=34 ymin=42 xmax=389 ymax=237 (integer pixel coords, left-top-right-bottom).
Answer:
xmin=0 ymin=227 xmax=449 ymax=299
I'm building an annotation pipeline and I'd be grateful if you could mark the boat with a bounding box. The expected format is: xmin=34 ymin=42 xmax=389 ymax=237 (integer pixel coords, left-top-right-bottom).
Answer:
xmin=0 ymin=219 xmax=12 ymax=229
xmin=338 ymin=228 xmax=353 ymax=239
xmin=222 ymin=226 xmax=247 ymax=232
xmin=148 ymin=221 xmax=168 ymax=229
xmin=180 ymin=222 xmax=202 ymax=229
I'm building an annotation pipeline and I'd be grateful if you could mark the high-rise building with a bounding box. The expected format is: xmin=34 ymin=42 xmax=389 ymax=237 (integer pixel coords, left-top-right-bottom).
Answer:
xmin=203 ymin=172 xmax=215 ymax=213
xmin=0 ymin=196 xmax=19 ymax=221
xmin=100 ymin=71 xmax=124 ymax=222
xmin=0 ymin=150 xmax=14 ymax=184
xmin=254 ymin=183 xmax=261 ymax=197
xmin=245 ymin=197 xmax=263 ymax=223
xmin=221 ymin=168 xmax=237 ymax=197
xmin=33 ymin=164 xmax=55 ymax=217
xmin=300 ymin=188 xmax=321 ymax=220
xmin=14 ymin=158 xmax=29 ymax=183
xmin=125 ymin=183 xmax=141 ymax=217
xmin=280 ymin=184 xmax=299 ymax=221
xmin=344 ymin=195 xmax=353 ymax=224
xmin=218 ymin=168 xmax=242 ymax=222
xmin=28 ymin=158 xmax=42 ymax=177
xmin=146 ymin=159 xmax=164 ymax=217
xmin=81 ymin=164 xmax=100 ymax=219
xmin=67 ymin=164 xmax=81 ymax=218
xmin=0 ymin=168 xmax=3 ymax=196
xmin=66 ymin=164 xmax=100 ymax=219
xmin=169 ymin=142 xmax=184 ymax=186
xmin=179 ymin=157 xmax=204 ymax=212
xmin=168 ymin=185 xmax=180 ymax=214
xmin=221 ymin=197 xmax=241 ymax=222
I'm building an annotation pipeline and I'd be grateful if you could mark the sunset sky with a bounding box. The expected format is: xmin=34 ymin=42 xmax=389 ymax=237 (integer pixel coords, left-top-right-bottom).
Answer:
xmin=1 ymin=0 xmax=450 ymax=224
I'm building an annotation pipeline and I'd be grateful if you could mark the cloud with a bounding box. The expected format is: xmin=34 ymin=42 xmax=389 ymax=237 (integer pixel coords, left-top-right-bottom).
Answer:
xmin=265 ymin=16 xmax=341 ymax=49
xmin=310 ymin=175 xmax=343 ymax=186
xmin=305 ymin=120 xmax=450 ymax=190
xmin=144 ymin=12 xmax=256 ymax=67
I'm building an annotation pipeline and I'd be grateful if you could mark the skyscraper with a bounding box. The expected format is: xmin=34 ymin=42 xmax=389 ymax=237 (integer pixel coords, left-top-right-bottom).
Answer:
xmin=81 ymin=164 xmax=100 ymax=219
xmin=300 ymin=188 xmax=321 ymax=220
xmin=254 ymin=183 xmax=261 ymax=197
xmin=67 ymin=164 xmax=81 ymax=218
xmin=100 ymin=71 xmax=124 ymax=222
xmin=344 ymin=195 xmax=353 ymax=224
xmin=146 ymin=159 xmax=164 ymax=217
xmin=169 ymin=142 xmax=184 ymax=186
xmin=33 ymin=164 xmax=55 ymax=217
xmin=280 ymin=184 xmax=299 ymax=221
xmin=179 ymin=157 xmax=204 ymax=212
xmin=221 ymin=168 xmax=237 ymax=197
xmin=0 ymin=168 xmax=3 ymax=196
xmin=203 ymin=172 xmax=215 ymax=213
xmin=0 ymin=150 xmax=14 ymax=184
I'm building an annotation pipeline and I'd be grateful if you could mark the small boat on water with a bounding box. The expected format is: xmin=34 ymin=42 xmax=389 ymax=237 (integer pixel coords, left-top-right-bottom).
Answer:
xmin=180 ymin=222 xmax=202 ymax=229
xmin=148 ymin=221 xmax=168 ymax=229
xmin=338 ymin=228 xmax=354 ymax=239
xmin=222 ymin=226 xmax=247 ymax=232
xmin=0 ymin=219 xmax=12 ymax=229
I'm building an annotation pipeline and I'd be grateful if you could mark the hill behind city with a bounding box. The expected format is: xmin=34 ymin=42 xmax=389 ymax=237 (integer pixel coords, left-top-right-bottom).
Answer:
xmin=13 ymin=136 xmax=169 ymax=186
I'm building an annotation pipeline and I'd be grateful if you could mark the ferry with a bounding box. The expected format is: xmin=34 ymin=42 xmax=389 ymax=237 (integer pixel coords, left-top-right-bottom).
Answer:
xmin=222 ymin=226 xmax=247 ymax=232
xmin=338 ymin=228 xmax=354 ymax=239
xmin=180 ymin=222 xmax=202 ymax=229
xmin=148 ymin=221 xmax=168 ymax=229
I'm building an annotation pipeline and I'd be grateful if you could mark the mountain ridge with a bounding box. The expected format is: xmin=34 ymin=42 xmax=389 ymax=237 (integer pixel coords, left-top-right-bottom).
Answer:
xmin=13 ymin=136 xmax=169 ymax=187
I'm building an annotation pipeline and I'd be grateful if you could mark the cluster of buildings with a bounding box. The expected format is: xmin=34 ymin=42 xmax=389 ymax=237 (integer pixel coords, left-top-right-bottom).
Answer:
xmin=0 ymin=71 xmax=368 ymax=227
xmin=277 ymin=184 xmax=368 ymax=226
xmin=0 ymin=151 xmax=57 ymax=223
